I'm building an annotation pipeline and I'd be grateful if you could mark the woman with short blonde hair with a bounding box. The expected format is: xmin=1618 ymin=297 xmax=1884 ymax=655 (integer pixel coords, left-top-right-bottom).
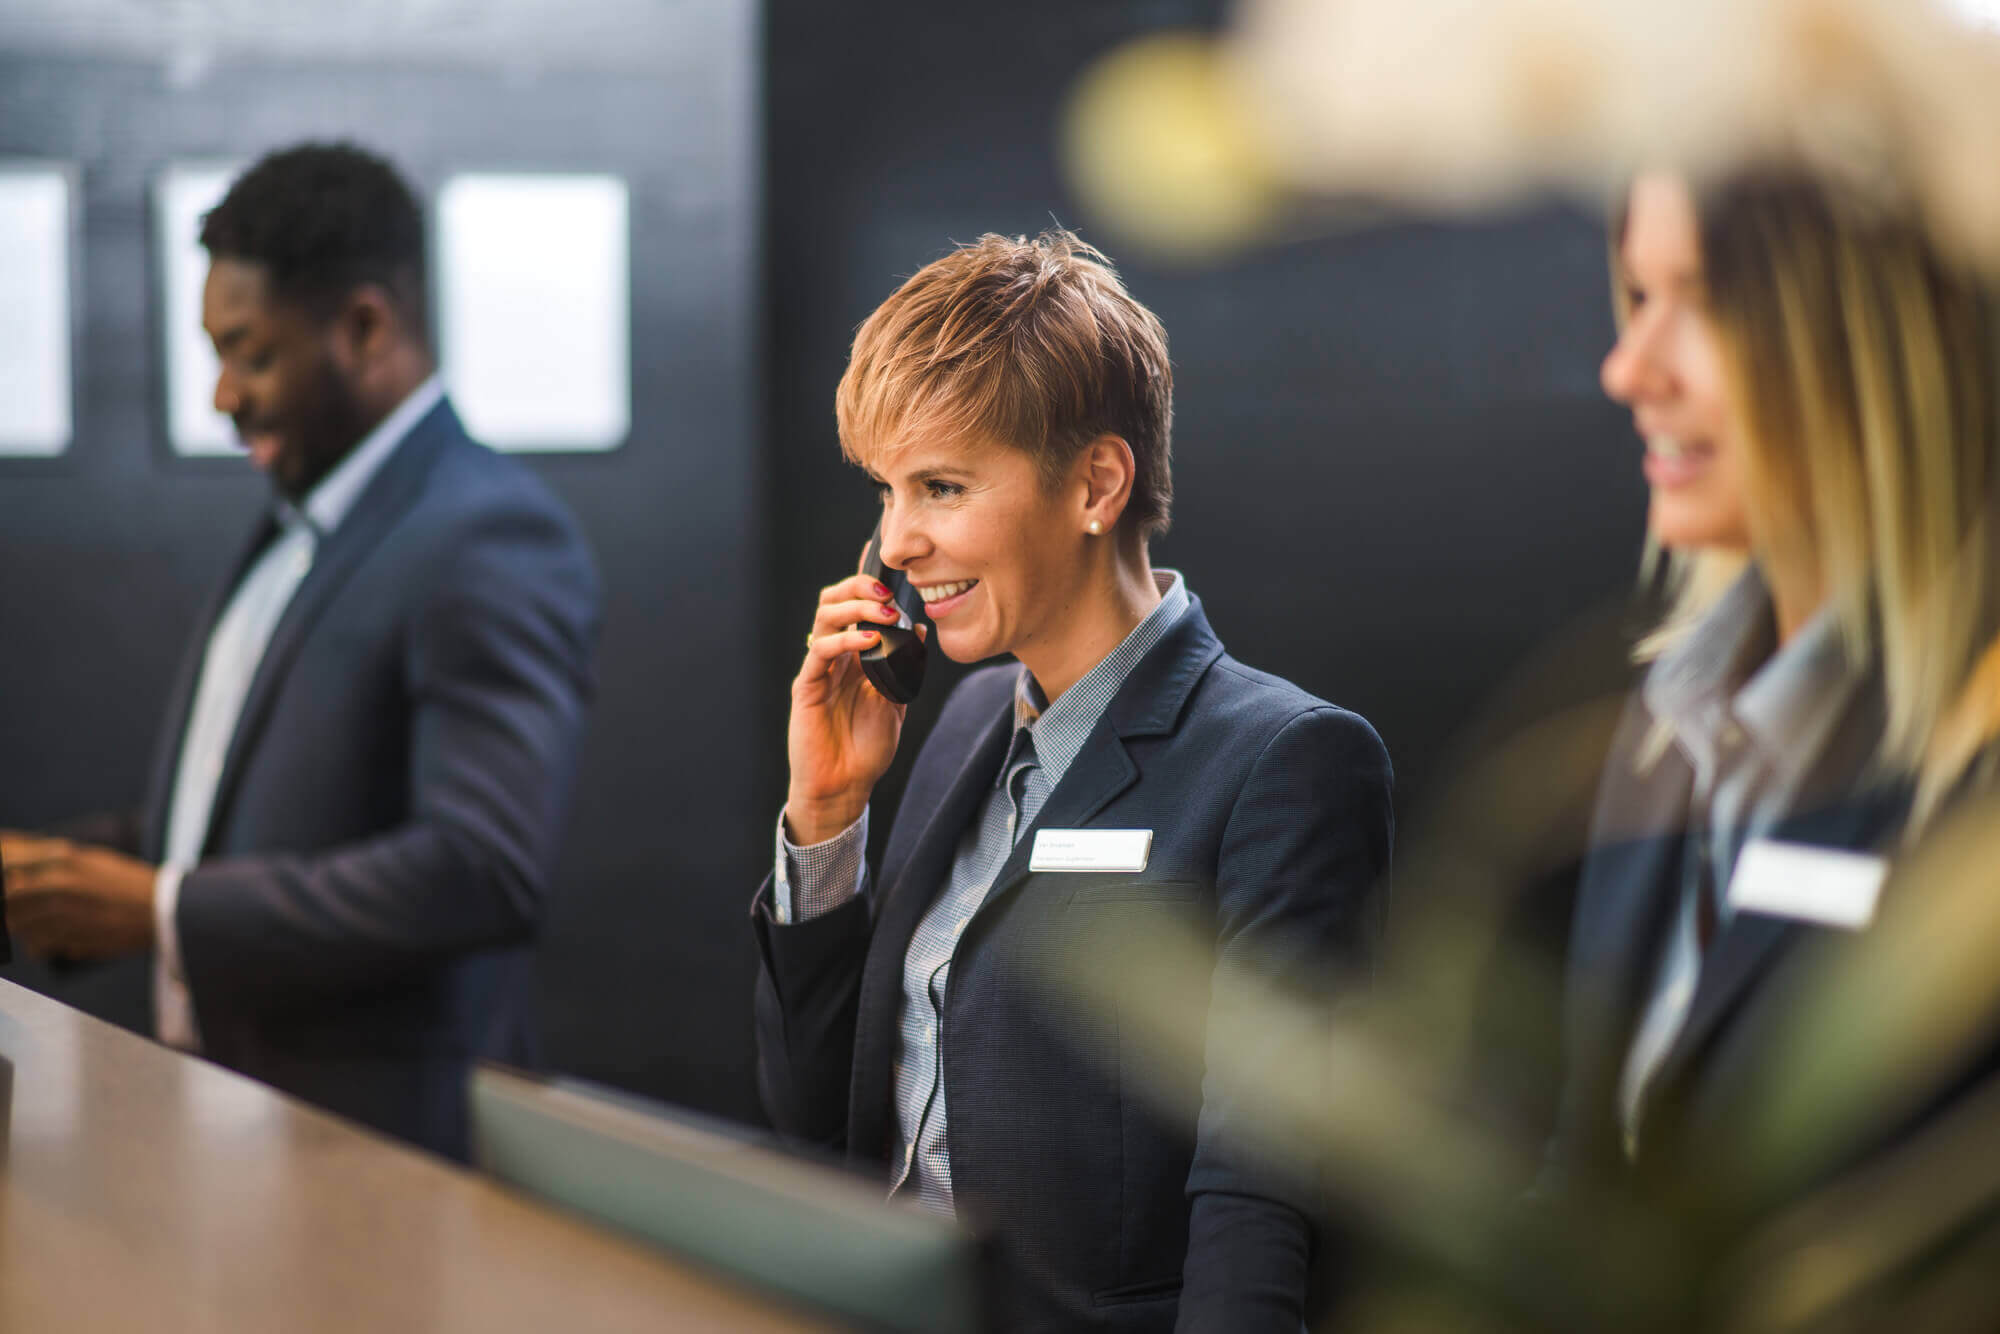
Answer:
xmin=753 ymin=229 xmax=1393 ymax=1332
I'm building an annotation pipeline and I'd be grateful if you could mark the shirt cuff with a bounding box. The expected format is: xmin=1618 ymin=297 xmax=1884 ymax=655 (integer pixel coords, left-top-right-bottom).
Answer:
xmin=772 ymin=806 xmax=868 ymax=924
xmin=154 ymin=863 xmax=189 ymax=982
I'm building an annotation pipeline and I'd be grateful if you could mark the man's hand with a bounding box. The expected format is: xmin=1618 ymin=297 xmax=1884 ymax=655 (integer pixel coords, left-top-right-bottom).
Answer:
xmin=0 ymin=832 xmax=159 ymax=960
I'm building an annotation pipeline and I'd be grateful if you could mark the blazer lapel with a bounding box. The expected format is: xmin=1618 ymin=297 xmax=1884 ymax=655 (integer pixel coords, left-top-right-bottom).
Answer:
xmin=846 ymin=696 xmax=1013 ymax=1159
xmin=970 ymin=728 xmax=1138 ymax=917
xmin=1646 ymin=671 xmax=1901 ymax=1099
xmin=140 ymin=512 xmax=283 ymax=858
xmin=200 ymin=405 xmax=455 ymax=852
xmin=844 ymin=597 xmax=1226 ymax=1157
xmin=972 ymin=598 xmax=1225 ymax=930
xmin=873 ymin=703 xmax=1016 ymax=963
xmin=1585 ymin=817 xmax=1693 ymax=1031
xmin=1549 ymin=694 xmax=1701 ymax=1173
xmin=1649 ymin=787 xmax=1909 ymax=1098
xmin=1572 ymin=758 xmax=1695 ymax=1099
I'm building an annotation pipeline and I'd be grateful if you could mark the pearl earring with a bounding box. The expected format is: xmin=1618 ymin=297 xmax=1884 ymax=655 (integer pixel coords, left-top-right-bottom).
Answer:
xmin=1086 ymin=519 xmax=1103 ymax=535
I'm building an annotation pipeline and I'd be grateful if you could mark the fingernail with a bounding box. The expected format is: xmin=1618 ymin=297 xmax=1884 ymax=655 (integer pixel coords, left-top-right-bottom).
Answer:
xmin=873 ymin=582 xmax=890 ymax=598
xmin=861 ymin=630 xmax=879 ymax=642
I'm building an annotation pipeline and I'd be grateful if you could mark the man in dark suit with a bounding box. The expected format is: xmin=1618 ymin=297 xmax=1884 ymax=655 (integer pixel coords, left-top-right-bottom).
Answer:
xmin=0 ymin=143 xmax=600 ymax=1160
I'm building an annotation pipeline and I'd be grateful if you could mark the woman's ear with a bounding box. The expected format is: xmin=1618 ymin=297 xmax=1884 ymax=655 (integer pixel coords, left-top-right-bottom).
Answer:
xmin=1078 ymin=434 xmax=1137 ymax=535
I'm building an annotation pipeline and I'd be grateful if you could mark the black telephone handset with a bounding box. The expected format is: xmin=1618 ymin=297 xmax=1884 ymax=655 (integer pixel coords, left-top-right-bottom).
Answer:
xmin=856 ymin=520 xmax=928 ymax=704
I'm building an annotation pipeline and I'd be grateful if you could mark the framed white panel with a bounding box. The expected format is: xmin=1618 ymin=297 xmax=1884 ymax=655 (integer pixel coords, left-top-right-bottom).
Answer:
xmin=154 ymin=162 xmax=242 ymax=456
xmin=438 ymin=173 xmax=631 ymax=452
xmin=0 ymin=164 xmax=74 ymax=456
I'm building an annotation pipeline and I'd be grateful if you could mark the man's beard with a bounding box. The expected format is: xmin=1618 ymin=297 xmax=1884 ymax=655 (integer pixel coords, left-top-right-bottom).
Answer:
xmin=271 ymin=360 xmax=373 ymax=502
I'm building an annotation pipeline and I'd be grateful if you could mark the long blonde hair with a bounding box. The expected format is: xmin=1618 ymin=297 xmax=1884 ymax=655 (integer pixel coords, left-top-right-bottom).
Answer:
xmin=1629 ymin=170 xmax=2000 ymax=830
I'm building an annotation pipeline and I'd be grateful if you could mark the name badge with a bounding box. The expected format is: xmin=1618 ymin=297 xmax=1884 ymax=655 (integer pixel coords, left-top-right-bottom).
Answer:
xmin=1726 ymin=838 xmax=1888 ymax=931
xmin=1029 ymin=828 xmax=1153 ymax=873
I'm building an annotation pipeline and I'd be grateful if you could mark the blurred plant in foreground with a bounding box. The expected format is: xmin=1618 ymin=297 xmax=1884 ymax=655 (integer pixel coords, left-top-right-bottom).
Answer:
xmin=1059 ymin=5 xmax=2000 ymax=1328
xmin=1063 ymin=0 xmax=2000 ymax=269
xmin=1045 ymin=776 xmax=2000 ymax=1330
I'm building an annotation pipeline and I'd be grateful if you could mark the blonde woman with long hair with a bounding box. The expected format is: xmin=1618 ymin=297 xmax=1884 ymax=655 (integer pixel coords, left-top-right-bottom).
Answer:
xmin=1544 ymin=164 xmax=2000 ymax=1311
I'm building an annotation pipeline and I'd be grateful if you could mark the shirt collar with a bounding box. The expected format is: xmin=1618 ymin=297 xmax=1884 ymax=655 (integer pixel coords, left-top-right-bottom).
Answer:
xmin=1733 ymin=603 xmax=1860 ymax=787
xmin=1644 ymin=564 xmax=1863 ymax=788
xmin=293 ymin=375 xmax=445 ymax=539
xmin=1643 ymin=566 xmax=1776 ymax=780
xmin=1000 ymin=569 xmax=1190 ymax=791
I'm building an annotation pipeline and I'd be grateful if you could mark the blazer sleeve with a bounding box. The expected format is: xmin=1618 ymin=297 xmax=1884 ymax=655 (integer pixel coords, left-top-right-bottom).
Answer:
xmin=752 ymin=876 xmax=874 ymax=1149
xmin=173 ymin=500 xmax=600 ymax=1019
xmin=751 ymin=664 xmax=1015 ymax=1153
xmin=1178 ymin=705 xmax=1395 ymax=1333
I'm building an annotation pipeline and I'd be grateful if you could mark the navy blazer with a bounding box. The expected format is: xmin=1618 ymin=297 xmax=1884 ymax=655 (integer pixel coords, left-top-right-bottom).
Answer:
xmin=142 ymin=399 xmax=600 ymax=1159
xmin=754 ymin=598 xmax=1394 ymax=1333
xmin=1548 ymin=685 xmax=2000 ymax=1312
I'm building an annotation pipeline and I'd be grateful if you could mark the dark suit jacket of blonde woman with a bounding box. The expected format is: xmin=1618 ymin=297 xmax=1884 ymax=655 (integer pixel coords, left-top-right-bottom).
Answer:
xmin=1547 ymin=675 xmax=2000 ymax=1324
xmin=752 ymin=598 xmax=1394 ymax=1334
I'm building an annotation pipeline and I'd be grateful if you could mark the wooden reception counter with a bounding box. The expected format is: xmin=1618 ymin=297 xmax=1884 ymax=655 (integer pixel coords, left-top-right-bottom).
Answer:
xmin=0 ymin=979 xmax=830 ymax=1332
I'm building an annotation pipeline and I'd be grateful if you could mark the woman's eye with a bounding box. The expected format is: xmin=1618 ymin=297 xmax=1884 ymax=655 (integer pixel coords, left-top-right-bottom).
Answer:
xmin=925 ymin=479 xmax=962 ymax=499
xmin=1624 ymin=285 xmax=1648 ymax=312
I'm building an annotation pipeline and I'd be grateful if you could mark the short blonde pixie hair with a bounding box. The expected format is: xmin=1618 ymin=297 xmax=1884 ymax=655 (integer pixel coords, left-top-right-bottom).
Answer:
xmin=835 ymin=229 xmax=1175 ymax=538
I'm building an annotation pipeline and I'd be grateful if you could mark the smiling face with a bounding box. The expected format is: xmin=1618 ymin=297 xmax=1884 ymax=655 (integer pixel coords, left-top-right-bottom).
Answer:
xmin=203 ymin=257 xmax=372 ymax=501
xmin=868 ymin=433 xmax=1092 ymax=668
xmin=1600 ymin=173 xmax=1754 ymax=554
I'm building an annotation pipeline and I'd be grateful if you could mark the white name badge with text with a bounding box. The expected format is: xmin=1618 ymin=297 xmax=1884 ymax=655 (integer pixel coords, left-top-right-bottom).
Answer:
xmin=1727 ymin=838 xmax=1888 ymax=931
xmin=1029 ymin=828 xmax=1153 ymax=873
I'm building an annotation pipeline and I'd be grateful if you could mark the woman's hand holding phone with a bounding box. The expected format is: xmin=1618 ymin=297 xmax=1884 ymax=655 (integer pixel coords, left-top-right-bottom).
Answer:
xmin=786 ymin=573 xmax=924 ymax=845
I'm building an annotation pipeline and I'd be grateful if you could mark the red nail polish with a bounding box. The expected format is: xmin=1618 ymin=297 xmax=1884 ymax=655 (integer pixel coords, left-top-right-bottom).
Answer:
xmin=874 ymin=582 xmax=891 ymax=598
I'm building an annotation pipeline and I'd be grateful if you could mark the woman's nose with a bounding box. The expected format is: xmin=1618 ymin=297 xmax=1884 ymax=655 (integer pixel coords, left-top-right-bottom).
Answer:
xmin=878 ymin=507 xmax=925 ymax=570
xmin=1601 ymin=312 xmax=1667 ymax=406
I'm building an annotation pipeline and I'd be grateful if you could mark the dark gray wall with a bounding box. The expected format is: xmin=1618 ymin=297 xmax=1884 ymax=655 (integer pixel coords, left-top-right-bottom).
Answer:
xmin=761 ymin=0 xmax=1647 ymax=851
xmin=1 ymin=0 xmax=1650 ymax=1137
xmin=0 ymin=12 xmax=769 ymax=1120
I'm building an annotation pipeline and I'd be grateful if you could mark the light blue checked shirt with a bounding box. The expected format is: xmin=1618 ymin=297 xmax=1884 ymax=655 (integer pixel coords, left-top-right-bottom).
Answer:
xmin=774 ymin=570 xmax=1190 ymax=1215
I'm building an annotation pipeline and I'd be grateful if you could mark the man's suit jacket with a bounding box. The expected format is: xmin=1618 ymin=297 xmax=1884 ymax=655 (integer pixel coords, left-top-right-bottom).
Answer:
xmin=1546 ymin=685 xmax=2000 ymax=1321
xmin=754 ymin=599 xmax=1394 ymax=1333
xmin=140 ymin=399 xmax=599 ymax=1159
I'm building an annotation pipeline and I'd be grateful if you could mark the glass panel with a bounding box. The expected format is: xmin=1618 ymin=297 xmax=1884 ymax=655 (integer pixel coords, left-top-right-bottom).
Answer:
xmin=154 ymin=162 xmax=241 ymax=456
xmin=0 ymin=165 xmax=74 ymax=456
xmin=438 ymin=173 xmax=631 ymax=452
